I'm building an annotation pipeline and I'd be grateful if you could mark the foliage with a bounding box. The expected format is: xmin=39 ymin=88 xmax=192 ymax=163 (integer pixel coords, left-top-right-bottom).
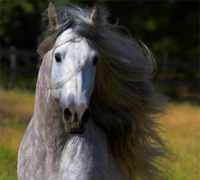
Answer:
xmin=1 ymin=1 xmax=47 ymax=49
xmin=1 ymin=1 xmax=198 ymax=61
xmin=104 ymin=1 xmax=199 ymax=61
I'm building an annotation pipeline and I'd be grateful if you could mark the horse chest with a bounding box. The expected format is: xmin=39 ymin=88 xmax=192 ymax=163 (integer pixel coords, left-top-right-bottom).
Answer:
xmin=18 ymin=120 xmax=124 ymax=180
xmin=59 ymin=137 xmax=107 ymax=180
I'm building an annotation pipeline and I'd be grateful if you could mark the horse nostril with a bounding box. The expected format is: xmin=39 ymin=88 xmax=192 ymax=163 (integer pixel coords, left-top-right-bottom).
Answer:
xmin=64 ymin=108 xmax=72 ymax=121
xmin=81 ymin=108 xmax=91 ymax=124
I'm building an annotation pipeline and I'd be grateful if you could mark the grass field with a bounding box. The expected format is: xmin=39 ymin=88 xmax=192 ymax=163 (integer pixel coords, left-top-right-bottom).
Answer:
xmin=0 ymin=88 xmax=199 ymax=179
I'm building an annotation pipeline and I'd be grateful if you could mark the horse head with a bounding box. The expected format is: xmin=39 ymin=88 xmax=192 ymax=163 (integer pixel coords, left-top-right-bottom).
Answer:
xmin=48 ymin=2 xmax=101 ymax=134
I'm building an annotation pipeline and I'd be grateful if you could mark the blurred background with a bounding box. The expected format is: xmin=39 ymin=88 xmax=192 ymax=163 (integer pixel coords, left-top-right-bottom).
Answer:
xmin=0 ymin=1 xmax=199 ymax=180
xmin=0 ymin=0 xmax=199 ymax=102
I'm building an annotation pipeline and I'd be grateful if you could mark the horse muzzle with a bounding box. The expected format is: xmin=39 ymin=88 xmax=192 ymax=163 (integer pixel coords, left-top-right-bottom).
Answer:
xmin=63 ymin=107 xmax=91 ymax=134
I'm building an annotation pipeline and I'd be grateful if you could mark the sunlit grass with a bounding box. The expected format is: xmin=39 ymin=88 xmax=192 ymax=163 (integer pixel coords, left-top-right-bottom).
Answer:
xmin=0 ymin=88 xmax=35 ymax=124
xmin=159 ymin=103 xmax=200 ymax=180
xmin=0 ymin=88 xmax=35 ymax=180
xmin=0 ymin=88 xmax=199 ymax=179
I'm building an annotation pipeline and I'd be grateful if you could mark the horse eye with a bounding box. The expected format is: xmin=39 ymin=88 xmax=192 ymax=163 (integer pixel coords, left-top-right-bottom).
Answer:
xmin=55 ymin=53 xmax=62 ymax=63
xmin=93 ymin=56 xmax=99 ymax=65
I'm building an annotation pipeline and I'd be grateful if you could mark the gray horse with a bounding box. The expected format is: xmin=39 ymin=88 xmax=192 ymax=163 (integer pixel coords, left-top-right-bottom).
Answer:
xmin=18 ymin=3 xmax=168 ymax=180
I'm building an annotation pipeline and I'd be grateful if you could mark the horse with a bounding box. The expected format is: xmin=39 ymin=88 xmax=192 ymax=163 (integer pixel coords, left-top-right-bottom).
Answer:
xmin=18 ymin=2 xmax=168 ymax=180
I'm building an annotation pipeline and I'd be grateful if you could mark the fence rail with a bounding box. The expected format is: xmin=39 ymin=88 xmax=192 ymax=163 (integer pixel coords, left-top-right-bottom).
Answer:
xmin=0 ymin=46 xmax=199 ymax=102
xmin=157 ymin=62 xmax=199 ymax=69
xmin=154 ymin=79 xmax=199 ymax=86
xmin=1 ymin=47 xmax=38 ymax=58
xmin=0 ymin=66 xmax=38 ymax=76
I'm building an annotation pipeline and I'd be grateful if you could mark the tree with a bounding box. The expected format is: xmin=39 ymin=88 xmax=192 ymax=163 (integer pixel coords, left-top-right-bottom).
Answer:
xmin=1 ymin=1 xmax=198 ymax=61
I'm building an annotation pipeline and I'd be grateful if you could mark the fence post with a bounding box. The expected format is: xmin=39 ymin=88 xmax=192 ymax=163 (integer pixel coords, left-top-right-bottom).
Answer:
xmin=10 ymin=46 xmax=16 ymax=88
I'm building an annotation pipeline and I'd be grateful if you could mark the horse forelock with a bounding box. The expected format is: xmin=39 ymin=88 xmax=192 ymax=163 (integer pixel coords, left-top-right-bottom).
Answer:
xmin=37 ymin=4 xmax=169 ymax=180
xmin=37 ymin=5 xmax=105 ymax=58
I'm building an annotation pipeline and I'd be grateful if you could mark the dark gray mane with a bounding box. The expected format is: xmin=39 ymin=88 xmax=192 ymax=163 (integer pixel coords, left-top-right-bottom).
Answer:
xmin=51 ymin=17 xmax=102 ymax=40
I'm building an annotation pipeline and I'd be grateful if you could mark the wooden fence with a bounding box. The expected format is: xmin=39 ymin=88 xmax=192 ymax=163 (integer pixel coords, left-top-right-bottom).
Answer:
xmin=0 ymin=46 xmax=199 ymax=102
xmin=1 ymin=46 xmax=39 ymax=88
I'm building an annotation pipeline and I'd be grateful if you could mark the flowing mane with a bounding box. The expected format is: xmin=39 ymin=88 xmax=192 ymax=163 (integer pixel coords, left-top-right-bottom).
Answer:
xmin=37 ymin=4 xmax=168 ymax=180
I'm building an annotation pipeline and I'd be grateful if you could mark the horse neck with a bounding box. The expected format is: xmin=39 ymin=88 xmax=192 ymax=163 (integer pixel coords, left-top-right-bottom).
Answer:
xmin=33 ymin=53 xmax=69 ymax=151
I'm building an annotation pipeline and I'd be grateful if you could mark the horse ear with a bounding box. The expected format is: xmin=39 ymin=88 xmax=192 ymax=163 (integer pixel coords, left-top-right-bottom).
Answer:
xmin=48 ymin=2 xmax=59 ymax=31
xmin=90 ymin=6 xmax=103 ymax=25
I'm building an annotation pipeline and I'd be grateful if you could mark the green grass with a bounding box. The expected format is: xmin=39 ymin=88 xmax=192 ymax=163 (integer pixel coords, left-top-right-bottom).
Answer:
xmin=0 ymin=72 xmax=37 ymax=90
xmin=0 ymin=88 xmax=199 ymax=179
xmin=0 ymin=146 xmax=18 ymax=180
